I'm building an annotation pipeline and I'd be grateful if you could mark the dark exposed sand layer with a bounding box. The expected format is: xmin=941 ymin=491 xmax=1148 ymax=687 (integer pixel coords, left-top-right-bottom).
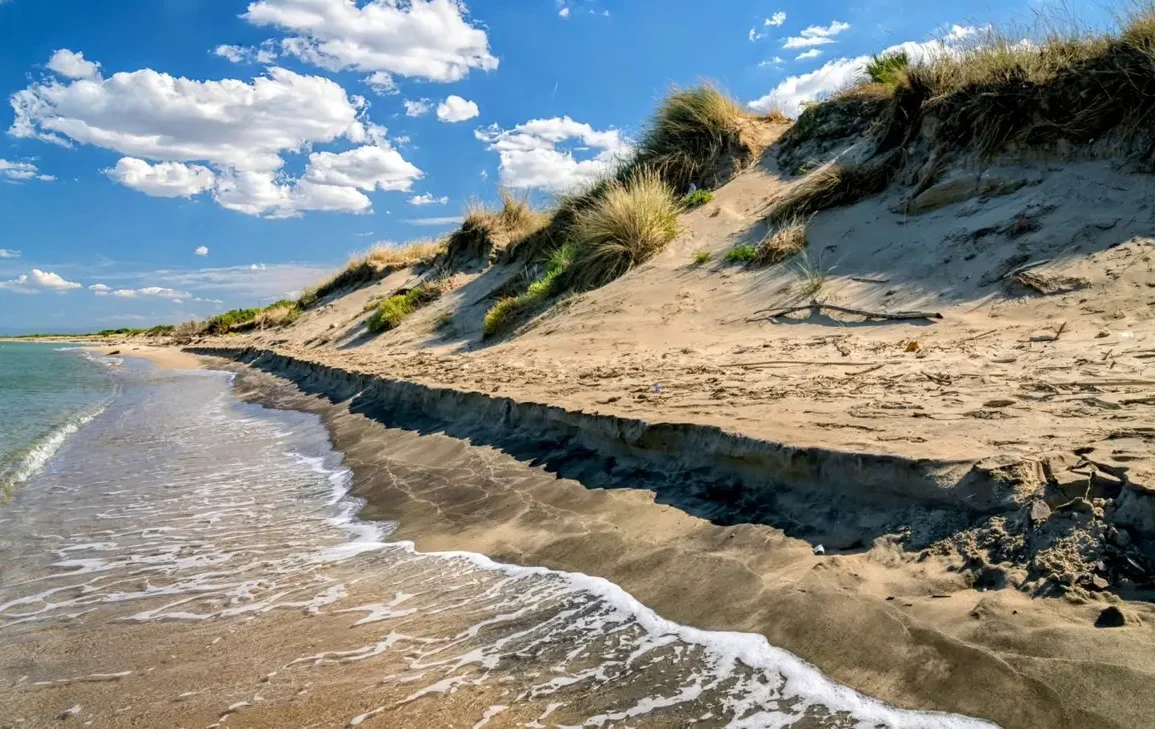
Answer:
xmin=200 ymin=346 xmax=1155 ymax=729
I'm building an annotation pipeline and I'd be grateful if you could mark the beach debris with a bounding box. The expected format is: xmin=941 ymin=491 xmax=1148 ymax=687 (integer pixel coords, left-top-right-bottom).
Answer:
xmin=748 ymin=300 xmax=943 ymax=324
xmin=905 ymin=341 xmax=921 ymax=353
xmin=983 ymin=399 xmax=1017 ymax=408
xmin=57 ymin=705 xmax=81 ymax=720
xmin=1029 ymin=500 xmax=1052 ymax=524
xmin=812 ymin=544 xmax=825 ymax=555
xmin=1094 ymin=605 xmax=1129 ymax=628
xmin=652 ymin=383 xmax=663 ymax=394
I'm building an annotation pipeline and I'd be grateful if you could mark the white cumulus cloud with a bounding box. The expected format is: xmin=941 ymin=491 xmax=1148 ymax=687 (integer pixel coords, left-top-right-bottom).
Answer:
xmin=11 ymin=54 xmax=423 ymax=218
xmin=475 ymin=116 xmax=631 ymax=193
xmin=0 ymin=158 xmax=54 ymax=182
xmin=47 ymin=49 xmax=101 ymax=80
xmin=782 ymin=20 xmax=851 ymax=49
xmin=241 ymin=0 xmax=498 ymax=83
xmin=105 ymin=158 xmax=217 ymax=198
xmin=795 ymin=49 xmax=823 ymax=61
xmin=408 ymin=192 xmax=448 ymax=205
xmin=195 ymin=246 xmax=209 ymax=256
xmin=751 ymin=25 xmax=977 ymax=116
xmin=0 ymin=269 xmax=82 ymax=294
xmin=766 ymin=11 xmax=786 ymax=27
xmin=437 ymin=95 xmax=479 ymax=123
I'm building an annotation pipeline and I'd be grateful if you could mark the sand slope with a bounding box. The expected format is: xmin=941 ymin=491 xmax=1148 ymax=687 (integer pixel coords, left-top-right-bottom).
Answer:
xmin=164 ymin=137 xmax=1155 ymax=726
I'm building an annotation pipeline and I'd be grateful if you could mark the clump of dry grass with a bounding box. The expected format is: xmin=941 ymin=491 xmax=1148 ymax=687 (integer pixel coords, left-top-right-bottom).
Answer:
xmin=300 ymin=239 xmax=445 ymax=309
xmin=755 ymin=215 xmax=809 ymax=265
xmin=448 ymin=189 xmax=550 ymax=266
xmin=564 ymin=169 xmax=680 ymax=291
xmin=253 ymin=300 xmax=302 ymax=328
xmin=765 ymin=155 xmax=899 ymax=221
xmin=634 ymin=84 xmax=751 ymax=194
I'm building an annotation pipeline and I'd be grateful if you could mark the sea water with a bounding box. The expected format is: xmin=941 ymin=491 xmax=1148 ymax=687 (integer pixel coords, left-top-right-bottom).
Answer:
xmin=0 ymin=342 xmax=116 ymax=496
xmin=0 ymin=350 xmax=996 ymax=728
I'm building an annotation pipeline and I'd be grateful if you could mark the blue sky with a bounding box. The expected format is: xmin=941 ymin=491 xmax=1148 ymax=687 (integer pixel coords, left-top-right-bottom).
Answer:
xmin=0 ymin=0 xmax=1118 ymax=334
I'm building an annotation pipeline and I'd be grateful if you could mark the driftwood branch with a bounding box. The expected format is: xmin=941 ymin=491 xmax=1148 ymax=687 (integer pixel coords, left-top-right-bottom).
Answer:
xmin=748 ymin=300 xmax=942 ymax=323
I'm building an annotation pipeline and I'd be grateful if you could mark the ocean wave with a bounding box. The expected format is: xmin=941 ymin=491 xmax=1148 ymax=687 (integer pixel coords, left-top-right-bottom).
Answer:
xmin=0 ymin=405 xmax=109 ymax=495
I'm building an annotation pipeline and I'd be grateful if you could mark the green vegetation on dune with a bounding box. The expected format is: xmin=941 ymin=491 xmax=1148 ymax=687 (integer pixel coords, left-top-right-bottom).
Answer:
xmin=366 ymin=284 xmax=443 ymax=333
xmin=482 ymin=243 xmax=575 ymax=338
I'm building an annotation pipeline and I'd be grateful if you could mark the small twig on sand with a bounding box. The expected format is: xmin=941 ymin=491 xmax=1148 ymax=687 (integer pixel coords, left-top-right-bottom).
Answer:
xmin=969 ymin=329 xmax=1000 ymax=341
xmin=719 ymin=359 xmax=887 ymax=368
xmin=748 ymin=300 xmax=942 ymax=323
xmin=1002 ymin=258 xmax=1052 ymax=280
xmin=1049 ymin=379 xmax=1155 ymax=388
xmin=844 ymin=363 xmax=886 ymax=377
xmin=850 ymin=276 xmax=890 ymax=284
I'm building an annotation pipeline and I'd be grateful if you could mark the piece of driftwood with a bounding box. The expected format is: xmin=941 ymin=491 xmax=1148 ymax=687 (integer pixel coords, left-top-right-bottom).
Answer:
xmin=748 ymin=300 xmax=942 ymax=322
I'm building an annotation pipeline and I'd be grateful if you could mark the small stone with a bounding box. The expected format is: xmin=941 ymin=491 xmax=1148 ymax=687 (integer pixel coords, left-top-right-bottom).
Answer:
xmin=1090 ymin=576 xmax=1109 ymax=591
xmin=1029 ymin=500 xmax=1052 ymax=523
xmin=57 ymin=705 xmax=81 ymax=721
xmin=1095 ymin=605 xmax=1129 ymax=628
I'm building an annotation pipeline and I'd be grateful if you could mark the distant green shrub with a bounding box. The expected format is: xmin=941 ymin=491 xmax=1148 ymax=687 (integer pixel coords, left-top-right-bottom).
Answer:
xmin=97 ymin=327 xmax=147 ymax=336
xmin=683 ymin=189 xmax=713 ymax=208
xmin=692 ymin=250 xmax=711 ymax=265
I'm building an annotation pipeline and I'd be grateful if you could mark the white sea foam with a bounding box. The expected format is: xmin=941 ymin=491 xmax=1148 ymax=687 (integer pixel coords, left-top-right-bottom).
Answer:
xmin=1 ymin=406 xmax=107 ymax=491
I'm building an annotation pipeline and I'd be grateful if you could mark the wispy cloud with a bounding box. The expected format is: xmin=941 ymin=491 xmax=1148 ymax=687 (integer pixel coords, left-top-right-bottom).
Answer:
xmin=782 ymin=20 xmax=850 ymax=49
xmin=405 ymin=216 xmax=464 ymax=226
xmin=0 ymin=249 xmax=20 ymax=259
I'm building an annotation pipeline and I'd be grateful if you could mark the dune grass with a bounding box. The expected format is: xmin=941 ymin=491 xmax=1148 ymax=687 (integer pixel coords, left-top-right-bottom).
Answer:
xmin=564 ymin=169 xmax=680 ymax=292
xmin=299 ymin=239 xmax=445 ymax=309
xmin=756 ymin=215 xmax=809 ymax=265
xmin=692 ymin=250 xmax=711 ymax=265
xmin=772 ymin=7 xmax=1155 ymax=218
xmin=633 ymin=84 xmax=750 ymax=194
xmin=482 ymin=243 xmax=576 ymax=338
xmin=253 ymin=300 xmax=302 ymax=328
xmin=366 ymin=283 xmax=443 ymax=334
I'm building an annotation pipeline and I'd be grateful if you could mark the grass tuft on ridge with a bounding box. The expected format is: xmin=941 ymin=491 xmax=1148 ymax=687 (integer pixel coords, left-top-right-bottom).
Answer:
xmin=564 ymin=168 xmax=680 ymax=292
xmin=633 ymin=84 xmax=749 ymax=194
xmin=299 ymin=239 xmax=444 ymax=309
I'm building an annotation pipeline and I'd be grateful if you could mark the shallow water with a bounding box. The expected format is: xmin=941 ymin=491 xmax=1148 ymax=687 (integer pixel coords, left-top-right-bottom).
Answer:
xmin=0 ymin=343 xmax=116 ymax=494
xmin=0 ymin=354 xmax=994 ymax=728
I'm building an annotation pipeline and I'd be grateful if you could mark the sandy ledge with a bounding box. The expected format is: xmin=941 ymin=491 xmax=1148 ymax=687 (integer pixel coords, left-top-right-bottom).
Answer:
xmin=187 ymin=346 xmax=1155 ymax=729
